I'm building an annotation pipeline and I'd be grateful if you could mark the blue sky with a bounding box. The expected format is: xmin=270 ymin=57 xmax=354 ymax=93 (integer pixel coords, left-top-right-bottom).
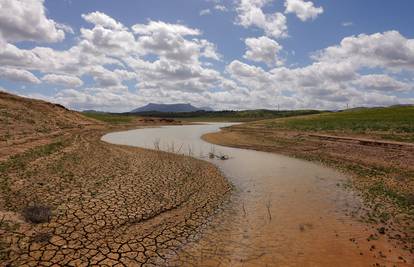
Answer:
xmin=1 ymin=0 xmax=414 ymax=111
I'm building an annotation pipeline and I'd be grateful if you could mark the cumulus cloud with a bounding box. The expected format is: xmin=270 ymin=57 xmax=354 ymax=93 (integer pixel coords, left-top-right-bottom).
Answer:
xmin=284 ymin=0 xmax=323 ymax=21
xmin=0 ymin=0 xmax=65 ymax=43
xmin=0 ymin=67 xmax=40 ymax=84
xmin=132 ymin=21 xmax=200 ymax=36
xmin=313 ymin=31 xmax=414 ymax=71
xmin=244 ymin=36 xmax=284 ymax=66
xmin=42 ymin=74 xmax=84 ymax=87
xmin=82 ymin=11 xmax=125 ymax=30
xmin=236 ymin=0 xmax=288 ymax=38
xmin=354 ymin=74 xmax=412 ymax=92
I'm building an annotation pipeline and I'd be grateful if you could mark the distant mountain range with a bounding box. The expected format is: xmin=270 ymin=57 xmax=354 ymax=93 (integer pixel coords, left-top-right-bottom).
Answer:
xmin=130 ymin=103 xmax=213 ymax=113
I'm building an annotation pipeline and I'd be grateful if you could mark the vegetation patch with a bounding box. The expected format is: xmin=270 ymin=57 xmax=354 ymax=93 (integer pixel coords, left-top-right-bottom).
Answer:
xmin=0 ymin=140 xmax=65 ymax=174
xmin=259 ymin=106 xmax=414 ymax=142
xmin=156 ymin=109 xmax=322 ymax=122
xmin=82 ymin=112 xmax=135 ymax=124
xmin=22 ymin=205 xmax=52 ymax=224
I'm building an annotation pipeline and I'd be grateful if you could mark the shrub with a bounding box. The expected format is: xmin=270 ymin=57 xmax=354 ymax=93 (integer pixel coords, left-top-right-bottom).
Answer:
xmin=23 ymin=205 xmax=52 ymax=224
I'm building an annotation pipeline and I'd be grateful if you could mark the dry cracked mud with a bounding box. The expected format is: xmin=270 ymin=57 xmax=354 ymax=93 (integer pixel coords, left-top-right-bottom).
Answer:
xmin=0 ymin=129 xmax=231 ymax=266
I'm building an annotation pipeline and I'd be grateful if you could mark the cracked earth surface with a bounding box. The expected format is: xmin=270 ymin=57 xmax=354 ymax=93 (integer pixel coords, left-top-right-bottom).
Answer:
xmin=0 ymin=129 xmax=231 ymax=266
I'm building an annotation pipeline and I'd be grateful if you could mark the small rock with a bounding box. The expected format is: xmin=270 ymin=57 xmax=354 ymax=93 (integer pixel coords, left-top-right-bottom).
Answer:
xmin=378 ymin=227 xmax=386 ymax=234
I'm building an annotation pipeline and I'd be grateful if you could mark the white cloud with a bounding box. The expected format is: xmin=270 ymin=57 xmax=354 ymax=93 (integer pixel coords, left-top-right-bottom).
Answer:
xmin=82 ymin=11 xmax=125 ymax=30
xmin=132 ymin=21 xmax=200 ymax=36
xmin=214 ymin=5 xmax=227 ymax=11
xmin=236 ymin=0 xmax=288 ymax=38
xmin=354 ymin=74 xmax=412 ymax=92
xmin=42 ymin=74 xmax=83 ymax=87
xmin=0 ymin=0 xmax=65 ymax=43
xmin=200 ymin=9 xmax=211 ymax=16
xmin=284 ymin=0 xmax=323 ymax=21
xmin=0 ymin=67 xmax=40 ymax=84
xmin=80 ymin=24 xmax=136 ymax=56
xmin=313 ymin=31 xmax=414 ymax=71
xmin=1 ymin=5 xmax=413 ymax=112
xmin=244 ymin=36 xmax=284 ymax=66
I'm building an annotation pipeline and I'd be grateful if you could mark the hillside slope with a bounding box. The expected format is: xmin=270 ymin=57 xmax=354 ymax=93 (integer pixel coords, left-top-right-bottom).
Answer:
xmin=0 ymin=91 xmax=98 ymax=140
xmin=0 ymin=91 xmax=99 ymax=159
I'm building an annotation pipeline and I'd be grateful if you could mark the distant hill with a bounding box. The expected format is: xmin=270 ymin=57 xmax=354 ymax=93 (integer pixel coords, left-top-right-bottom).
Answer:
xmin=82 ymin=109 xmax=103 ymax=113
xmin=130 ymin=103 xmax=213 ymax=113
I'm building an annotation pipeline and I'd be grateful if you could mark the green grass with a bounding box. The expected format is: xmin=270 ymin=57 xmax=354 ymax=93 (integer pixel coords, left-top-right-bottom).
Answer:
xmin=166 ymin=109 xmax=322 ymax=122
xmin=261 ymin=106 xmax=414 ymax=142
xmin=368 ymin=180 xmax=414 ymax=211
xmin=83 ymin=109 xmax=322 ymax=123
xmin=0 ymin=140 xmax=65 ymax=174
xmin=82 ymin=112 xmax=135 ymax=124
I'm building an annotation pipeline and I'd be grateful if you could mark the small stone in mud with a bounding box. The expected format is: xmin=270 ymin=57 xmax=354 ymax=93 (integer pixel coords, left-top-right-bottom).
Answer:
xmin=377 ymin=227 xmax=386 ymax=234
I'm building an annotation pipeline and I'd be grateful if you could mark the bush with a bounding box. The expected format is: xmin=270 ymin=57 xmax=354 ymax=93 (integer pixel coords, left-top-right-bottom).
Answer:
xmin=23 ymin=205 xmax=52 ymax=224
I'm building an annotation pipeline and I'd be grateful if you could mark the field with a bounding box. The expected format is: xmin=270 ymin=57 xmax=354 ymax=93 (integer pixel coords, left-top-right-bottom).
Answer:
xmin=127 ymin=109 xmax=323 ymax=122
xmin=82 ymin=112 xmax=136 ymax=124
xmin=257 ymin=106 xmax=414 ymax=142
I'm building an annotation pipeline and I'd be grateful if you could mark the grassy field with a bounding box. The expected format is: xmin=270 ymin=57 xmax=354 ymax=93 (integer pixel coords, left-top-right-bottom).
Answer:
xmin=82 ymin=109 xmax=323 ymax=123
xmin=258 ymin=106 xmax=414 ymax=142
xmin=134 ymin=109 xmax=322 ymax=122
xmin=82 ymin=112 xmax=135 ymax=124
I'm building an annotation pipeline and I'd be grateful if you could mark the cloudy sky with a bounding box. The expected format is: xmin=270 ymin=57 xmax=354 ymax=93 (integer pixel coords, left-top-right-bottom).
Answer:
xmin=1 ymin=0 xmax=414 ymax=111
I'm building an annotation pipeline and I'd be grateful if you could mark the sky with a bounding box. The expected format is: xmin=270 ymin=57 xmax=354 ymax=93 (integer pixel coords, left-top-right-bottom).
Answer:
xmin=1 ymin=0 xmax=414 ymax=112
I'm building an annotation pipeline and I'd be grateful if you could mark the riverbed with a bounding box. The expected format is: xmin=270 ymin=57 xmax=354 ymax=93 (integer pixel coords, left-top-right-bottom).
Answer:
xmin=102 ymin=123 xmax=408 ymax=266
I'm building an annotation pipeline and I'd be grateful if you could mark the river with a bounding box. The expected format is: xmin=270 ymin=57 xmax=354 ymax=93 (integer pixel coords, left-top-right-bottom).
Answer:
xmin=102 ymin=123 xmax=407 ymax=267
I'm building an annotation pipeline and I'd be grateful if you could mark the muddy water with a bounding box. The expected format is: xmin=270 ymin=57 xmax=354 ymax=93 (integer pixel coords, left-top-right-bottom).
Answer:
xmin=102 ymin=124 xmax=411 ymax=267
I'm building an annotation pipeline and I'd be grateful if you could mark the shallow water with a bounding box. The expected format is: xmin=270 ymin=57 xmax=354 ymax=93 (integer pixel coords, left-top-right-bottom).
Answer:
xmin=102 ymin=123 xmax=409 ymax=266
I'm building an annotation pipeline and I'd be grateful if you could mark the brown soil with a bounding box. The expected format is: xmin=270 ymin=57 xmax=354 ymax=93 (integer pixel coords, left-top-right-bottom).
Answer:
xmin=203 ymin=124 xmax=414 ymax=258
xmin=0 ymin=93 xmax=231 ymax=266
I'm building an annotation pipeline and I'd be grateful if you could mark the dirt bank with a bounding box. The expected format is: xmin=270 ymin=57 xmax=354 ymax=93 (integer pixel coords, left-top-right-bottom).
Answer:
xmin=0 ymin=92 xmax=231 ymax=266
xmin=203 ymin=124 xmax=414 ymax=258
